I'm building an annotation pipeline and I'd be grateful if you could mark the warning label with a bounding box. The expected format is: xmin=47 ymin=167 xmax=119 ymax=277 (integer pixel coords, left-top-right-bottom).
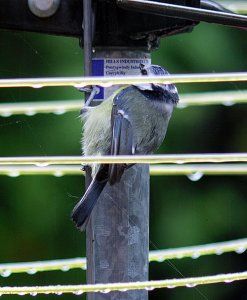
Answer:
xmin=92 ymin=57 xmax=151 ymax=100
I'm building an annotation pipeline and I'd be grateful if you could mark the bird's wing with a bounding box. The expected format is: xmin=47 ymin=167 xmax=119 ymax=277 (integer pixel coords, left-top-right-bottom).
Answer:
xmin=108 ymin=102 xmax=134 ymax=185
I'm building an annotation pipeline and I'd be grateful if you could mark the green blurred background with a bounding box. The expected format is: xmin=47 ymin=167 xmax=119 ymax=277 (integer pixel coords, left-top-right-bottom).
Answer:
xmin=0 ymin=5 xmax=247 ymax=300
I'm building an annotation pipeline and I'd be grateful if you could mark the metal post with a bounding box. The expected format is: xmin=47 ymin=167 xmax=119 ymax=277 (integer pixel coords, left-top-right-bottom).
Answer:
xmin=83 ymin=0 xmax=92 ymax=77
xmin=86 ymin=49 xmax=150 ymax=300
xmin=87 ymin=165 xmax=150 ymax=300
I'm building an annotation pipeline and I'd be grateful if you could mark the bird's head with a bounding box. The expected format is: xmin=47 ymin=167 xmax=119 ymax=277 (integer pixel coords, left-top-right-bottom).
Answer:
xmin=139 ymin=63 xmax=169 ymax=77
xmin=135 ymin=64 xmax=179 ymax=104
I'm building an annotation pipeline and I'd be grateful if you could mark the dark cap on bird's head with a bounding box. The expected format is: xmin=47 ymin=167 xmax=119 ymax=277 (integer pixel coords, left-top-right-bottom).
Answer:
xmin=140 ymin=63 xmax=170 ymax=76
xmin=136 ymin=64 xmax=179 ymax=105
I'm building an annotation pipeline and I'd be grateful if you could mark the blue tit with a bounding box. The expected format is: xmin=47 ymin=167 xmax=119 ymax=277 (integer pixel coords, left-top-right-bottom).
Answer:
xmin=72 ymin=64 xmax=179 ymax=231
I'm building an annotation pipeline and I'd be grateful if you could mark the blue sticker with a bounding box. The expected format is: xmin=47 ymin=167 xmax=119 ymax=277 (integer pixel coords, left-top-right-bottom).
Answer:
xmin=92 ymin=59 xmax=104 ymax=99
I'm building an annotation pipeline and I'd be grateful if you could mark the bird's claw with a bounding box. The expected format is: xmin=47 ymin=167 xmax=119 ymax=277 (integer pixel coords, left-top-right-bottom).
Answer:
xmin=79 ymin=86 xmax=100 ymax=108
xmin=81 ymin=164 xmax=91 ymax=172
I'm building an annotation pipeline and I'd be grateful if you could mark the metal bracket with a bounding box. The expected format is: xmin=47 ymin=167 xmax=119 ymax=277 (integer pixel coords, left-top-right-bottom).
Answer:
xmin=0 ymin=0 xmax=199 ymax=49
xmin=0 ymin=0 xmax=83 ymax=37
xmin=0 ymin=1 xmax=245 ymax=49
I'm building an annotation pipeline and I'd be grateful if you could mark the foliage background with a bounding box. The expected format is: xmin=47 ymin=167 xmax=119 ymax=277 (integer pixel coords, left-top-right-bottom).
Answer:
xmin=0 ymin=4 xmax=247 ymax=300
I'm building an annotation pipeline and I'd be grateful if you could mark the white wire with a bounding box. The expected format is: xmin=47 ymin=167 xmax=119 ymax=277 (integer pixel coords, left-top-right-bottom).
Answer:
xmin=178 ymin=90 xmax=247 ymax=107
xmin=0 ymin=90 xmax=247 ymax=117
xmin=0 ymin=99 xmax=81 ymax=117
xmin=0 ymin=238 xmax=246 ymax=276
xmin=149 ymin=238 xmax=247 ymax=262
xmin=0 ymin=153 xmax=246 ymax=165
xmin=0 ymin=271 xmax=246 ymax=295
xmin=0 ymin=72 xmax=247 ymax=88
xmin=0 ymin=164 xmax=246 ymax=177
xmin=0 ymin=258 xmax=87 ymax=277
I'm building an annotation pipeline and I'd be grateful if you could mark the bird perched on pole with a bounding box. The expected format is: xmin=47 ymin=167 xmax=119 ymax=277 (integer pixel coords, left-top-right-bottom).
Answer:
xmin=72 ymin=64 xmax=179 ymax=231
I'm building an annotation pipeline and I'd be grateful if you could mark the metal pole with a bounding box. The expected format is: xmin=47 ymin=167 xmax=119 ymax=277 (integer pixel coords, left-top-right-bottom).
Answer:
xmin=87 ymin=165 xmax=149 ymax=300
xmin=83 ymin=0 xmax=92 ymax=77
xmin=82 ymin=1 xmax=95 ymax=298
xmin=86 ymin=49 xmax=150 ymax=300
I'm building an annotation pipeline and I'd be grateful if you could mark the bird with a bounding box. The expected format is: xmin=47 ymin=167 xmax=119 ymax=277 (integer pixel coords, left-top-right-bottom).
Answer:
xmin=71 ymin=64 xmax=179 ymax=231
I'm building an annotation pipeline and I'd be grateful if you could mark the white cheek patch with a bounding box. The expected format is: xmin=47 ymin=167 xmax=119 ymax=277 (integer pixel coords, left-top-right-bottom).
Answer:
xmin=165 ymin=84 xmax=178 ymax=94
xmin=135 ymin=83 xmax=153 ymax=91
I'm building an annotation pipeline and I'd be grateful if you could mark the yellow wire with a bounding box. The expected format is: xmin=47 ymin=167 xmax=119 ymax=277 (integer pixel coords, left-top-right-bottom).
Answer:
xmin=0 ymin=72 xmax=247 ymax=88
xmin=0 ymin=164 xmax=246 ymax=177
xmin=0 ymin=90 xmax=247 ymax=117
xmin=0 ymin=153 xmax=246 ymax=165
xmin=0 ymin=238 xmax=246 ymax=275
xmin=0 ymin=271 xmax=246 ymax=295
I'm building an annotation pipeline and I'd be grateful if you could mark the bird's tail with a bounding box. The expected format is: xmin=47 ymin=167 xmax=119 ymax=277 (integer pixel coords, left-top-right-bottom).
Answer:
xmin=71 ymin=179 xmax=107 ymax=231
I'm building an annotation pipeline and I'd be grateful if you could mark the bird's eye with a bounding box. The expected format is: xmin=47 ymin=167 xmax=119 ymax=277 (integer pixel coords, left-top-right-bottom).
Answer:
xmin=141 ymin=69 xmax=148 ymax=75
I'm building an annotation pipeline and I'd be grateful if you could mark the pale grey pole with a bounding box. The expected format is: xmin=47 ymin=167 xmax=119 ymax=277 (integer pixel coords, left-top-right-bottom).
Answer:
xmin=86 ymin=49 xmax=150 ymax=300
xmin=87 ymin=164 xmax=150 ymax=300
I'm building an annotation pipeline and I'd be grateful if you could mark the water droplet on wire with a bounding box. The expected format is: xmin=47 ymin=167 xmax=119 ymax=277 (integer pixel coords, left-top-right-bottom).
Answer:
xmin=156 ymin=256 xmax=165 ymax=262
xmin=73 ymin=290 xmax=84 ymax=295
xmin=1 ymin=270 xmax=11 ymax=277
xmin=55 ymin=292 xmax=63 ymax=296
xmin=8 ymin=171 xmax=20 ymax=178
xmin=18 ymin=292 xmax=28 ymax=296
xmin=191 ymin=252 xmax=201 ymax=259
xmin=35 ymin=162 xmax=49 ymax=167
xmin=32 ymin=84 xmax=43 ymax=89
xmin=1 ymin=111 xmax=12 ymax=117
xmin=25 ymin=110 xmax=36 ymax=116
xmin=223 ymin=100 xmax=234 ymax=106
xmin=100 ymin=82 xmax=113 ymax=88
xmin=54 ymin=171 xmax=64 ymax=177
xmin=224 ymin=279 xmax=234 ymax=283
xmin=186 ymin=283 xmax=197 ymax=288
xmin=54 ymin=108 xmax=66 ymax=115
xmin=61 ymin=265 xmax=70 ymax=272
xmin=216 ymin=249 xmax=223 ymax=255
xmin=235 ymin=247 xmax=246 ymax=254
xmin=167 ymin=285 xmax=176 ymax=289
xmin=101 ymin=289 xmax=111 ymax=294
xmin=187 ymin=172 xmax=204 ymax=182
xmin=74 ymin=84 xmax=85 ymax=89
xmin=27 ymin=268 xmax=37 ymax=275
